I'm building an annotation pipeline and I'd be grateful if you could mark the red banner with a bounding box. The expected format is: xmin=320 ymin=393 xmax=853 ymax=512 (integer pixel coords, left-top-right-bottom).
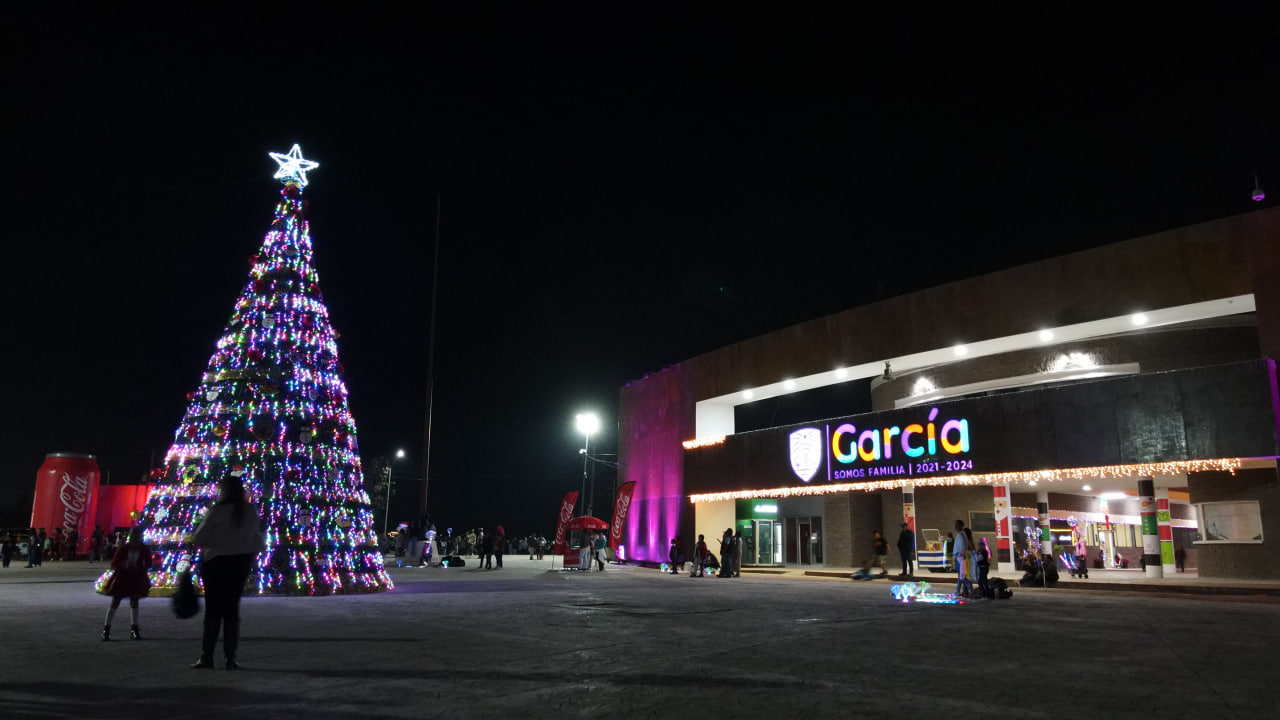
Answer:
xmin=608 ymin=482 xmax=636 ymax=551
xmin=552 ymin=491 xmax=579 ymax=554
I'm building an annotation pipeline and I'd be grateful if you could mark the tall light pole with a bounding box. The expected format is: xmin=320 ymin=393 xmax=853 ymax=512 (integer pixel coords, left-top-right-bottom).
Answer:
xmin=575 ymin=412 xmax=600 ymax=516
xmin=382 ymin=449 xmax=406 ymax=544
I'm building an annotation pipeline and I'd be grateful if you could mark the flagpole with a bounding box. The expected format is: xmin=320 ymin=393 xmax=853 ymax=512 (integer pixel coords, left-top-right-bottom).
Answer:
xmin=419 ymin=195 xmax=441 ymax=520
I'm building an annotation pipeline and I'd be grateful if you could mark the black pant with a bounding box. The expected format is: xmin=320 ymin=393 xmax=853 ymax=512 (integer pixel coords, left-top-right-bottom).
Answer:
xmin=201 ymin=554 xmax=254 ymax=658
xmin=900 ymin=550 xmax=913 ymax=576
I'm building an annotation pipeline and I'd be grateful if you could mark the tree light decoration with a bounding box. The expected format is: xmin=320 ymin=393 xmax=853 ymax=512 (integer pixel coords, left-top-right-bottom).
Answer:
xmin=96 ymin=148 xmax=391 ymax=597
xmin=269 ymin=144 xmax=320 ymax=187
xmin=687 ymin=458 xmax=1244 ymax=503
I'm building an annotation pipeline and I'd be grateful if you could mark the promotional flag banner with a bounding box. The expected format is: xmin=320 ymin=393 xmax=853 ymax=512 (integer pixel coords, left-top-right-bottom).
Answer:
xmin=608 ymin=482 xmax=637 ymax=551
xmin=553 ymin=491 xmax=579 ymax=554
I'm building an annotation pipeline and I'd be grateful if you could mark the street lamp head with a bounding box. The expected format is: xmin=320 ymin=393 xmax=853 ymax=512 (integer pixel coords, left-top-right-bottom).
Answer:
xmin=575 ymin=412 xmax=601 ymax=436
xmin=395 ymin=449 xmax=406 ymax=459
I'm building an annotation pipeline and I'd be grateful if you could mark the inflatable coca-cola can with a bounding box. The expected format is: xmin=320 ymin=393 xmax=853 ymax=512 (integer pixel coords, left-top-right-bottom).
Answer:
xmin=30 ymin=453 xmax=101 ymax=559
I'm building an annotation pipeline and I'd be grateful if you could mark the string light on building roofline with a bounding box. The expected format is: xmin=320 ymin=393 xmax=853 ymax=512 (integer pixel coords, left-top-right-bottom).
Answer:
xmin=269 ymin=144 xmax=319 ymax=187
xmin=682 ymin=436 xmax=727 ymax=450
xmin=686 ymin=458 xmax=1245 ymax=503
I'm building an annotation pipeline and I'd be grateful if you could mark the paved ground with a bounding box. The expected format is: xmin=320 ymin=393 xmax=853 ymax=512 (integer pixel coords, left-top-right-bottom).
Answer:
xmin=2 ymin=558 xmax=1278 ymax=719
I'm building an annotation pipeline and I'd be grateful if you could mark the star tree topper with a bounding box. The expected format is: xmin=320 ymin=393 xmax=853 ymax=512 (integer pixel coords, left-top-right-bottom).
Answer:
xmin=269 ymin=144 xmax=319 ymax=187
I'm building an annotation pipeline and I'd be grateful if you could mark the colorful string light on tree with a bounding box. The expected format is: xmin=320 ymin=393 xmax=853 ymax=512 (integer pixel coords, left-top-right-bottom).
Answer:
xmin=96 ymin=145 xmax=392 ymax=597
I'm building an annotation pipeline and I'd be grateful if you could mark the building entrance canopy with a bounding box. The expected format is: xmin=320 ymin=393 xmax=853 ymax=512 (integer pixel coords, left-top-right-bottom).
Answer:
xmin=684 ymin=360 xmax=1280 ymax=502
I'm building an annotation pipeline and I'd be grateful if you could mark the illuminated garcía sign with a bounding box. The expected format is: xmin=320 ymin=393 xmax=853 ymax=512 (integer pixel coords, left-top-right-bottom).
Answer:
xmin=789 ymin=406 xmax=973 ymax=483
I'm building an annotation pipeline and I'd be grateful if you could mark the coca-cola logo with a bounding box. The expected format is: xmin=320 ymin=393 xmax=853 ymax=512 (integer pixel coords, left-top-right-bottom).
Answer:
xmin=610 ymin=492 xmax=631 ymax=541
xmin=59 ymin=472 xmax=89 ymax=533
xmin=555 ymin=500 xmax=573 ymax=542
xmin=553 ymin=494 xmax=576 ymax=552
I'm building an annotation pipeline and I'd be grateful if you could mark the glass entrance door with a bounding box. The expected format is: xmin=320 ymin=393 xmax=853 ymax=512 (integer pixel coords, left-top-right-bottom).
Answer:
xmin=744 ymin=519 xmax=782 ymax=566
xmin=783 ymin=516 xmax=823 ymax=566
xmin=757 ymin=520 xmax=774 ymax=565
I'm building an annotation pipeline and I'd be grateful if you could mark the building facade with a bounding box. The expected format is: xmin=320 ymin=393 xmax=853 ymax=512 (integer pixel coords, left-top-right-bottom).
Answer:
xmin=619 ymin=209 xmax=1280 ymax=580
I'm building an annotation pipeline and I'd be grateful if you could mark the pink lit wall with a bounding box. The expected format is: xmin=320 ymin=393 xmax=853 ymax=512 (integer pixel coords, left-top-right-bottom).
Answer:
xmin=620 ymin=364 xmax=696 ymax=564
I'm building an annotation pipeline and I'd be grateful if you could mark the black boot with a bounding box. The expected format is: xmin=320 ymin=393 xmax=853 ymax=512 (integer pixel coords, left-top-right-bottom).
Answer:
xmin=130 ymin=625 xmax=141 ymax=641
xmin=101 ymin=625 xmax=110 ymax=642
xmin=190 ymin=655 xmax=214 ymax=669
xmin=224 ymin=618 xmax=240 ymax=670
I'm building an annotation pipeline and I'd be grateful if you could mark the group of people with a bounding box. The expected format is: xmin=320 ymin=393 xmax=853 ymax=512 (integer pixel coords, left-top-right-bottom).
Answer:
xmin=391 ymin=521 xmax=441 ymax=567
xmin=666 ymin=529 xmax=743 ymax=577
xmin=950 ymin=519 xmax=992 ymax=599
xmin=4 ymin=525 xmax=123 ymax=567
xmin=99 ymin=474 xmax=266 ymax=671
xmin=576 ymin=530 xmax=608 ymax=571
xmin=865 ymin=519 xmax=992 ymax=599
xmin=392 ymin=527 xmax=550 ymax=565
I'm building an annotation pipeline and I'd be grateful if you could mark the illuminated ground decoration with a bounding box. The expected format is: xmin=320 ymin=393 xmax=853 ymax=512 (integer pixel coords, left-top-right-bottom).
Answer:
xmin=685 ymin=403 xmax=1244 ymax=502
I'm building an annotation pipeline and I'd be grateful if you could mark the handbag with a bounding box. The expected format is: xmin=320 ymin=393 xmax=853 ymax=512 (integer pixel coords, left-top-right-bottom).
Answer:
xmin=171 ymin=571 xmax=201 ymax=619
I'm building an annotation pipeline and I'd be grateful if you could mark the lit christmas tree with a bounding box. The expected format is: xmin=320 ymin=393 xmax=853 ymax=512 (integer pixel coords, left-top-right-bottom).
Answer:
xmin=97 ymin=145 xmax=393 ymax=596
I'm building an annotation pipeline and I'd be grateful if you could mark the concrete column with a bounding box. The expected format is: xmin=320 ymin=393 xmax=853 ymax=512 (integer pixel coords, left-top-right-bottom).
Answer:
xmin=1138 ymin=477 xmax=1163 ymax=578
xmin=993 ymin=484 xmax=1013 ymax=573
xmin=1036 ymin=491 xmax=1052 ymax=559
xmin=1156 ymin=488 xmax=1176 ymax=576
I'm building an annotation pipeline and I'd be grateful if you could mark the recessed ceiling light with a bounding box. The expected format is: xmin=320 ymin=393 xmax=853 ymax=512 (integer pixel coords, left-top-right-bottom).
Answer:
xmin=1101 ymin=491 xmax=1128 ymax=500
xmin=783 ymin=380 xmax=796 ymax=390
xmin=953 ymin=344 xmax=968 ymax=357
xmin=835 ymin=368 xmax=848 ymax=379
xmin=741 ymin=390 xmax=754 ymax=400
xmin=1082 ymin=484 xmax=1091 ymax=491
xmin=1038 ymin=329 xmax=1054 ymax=342
xmin=1131 ymin=313 xmax=1148 ymax=326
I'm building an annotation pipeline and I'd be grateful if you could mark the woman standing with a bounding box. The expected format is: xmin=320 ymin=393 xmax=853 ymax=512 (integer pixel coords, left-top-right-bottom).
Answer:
xmin=975 ymin=538 xmax=992 ymax=599
xmin=101 ymin=526 xmax=152 ymax=641
xmin=190 ymin=476 xmax=265 ymax=670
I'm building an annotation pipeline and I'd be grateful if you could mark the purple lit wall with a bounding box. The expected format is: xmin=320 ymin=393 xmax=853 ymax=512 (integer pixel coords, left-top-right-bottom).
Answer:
xmin=620 ymin=364 xmax=696 ymax=564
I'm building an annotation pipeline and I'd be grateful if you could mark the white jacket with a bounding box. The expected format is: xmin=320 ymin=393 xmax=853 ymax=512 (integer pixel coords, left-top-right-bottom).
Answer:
xmin=192 ymin=502 xmax=267 ymax=561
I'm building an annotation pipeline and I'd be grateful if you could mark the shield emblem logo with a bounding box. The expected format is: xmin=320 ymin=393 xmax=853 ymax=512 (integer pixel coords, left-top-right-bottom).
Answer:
xmin=789 ymin=428 xmax=823 ymax=482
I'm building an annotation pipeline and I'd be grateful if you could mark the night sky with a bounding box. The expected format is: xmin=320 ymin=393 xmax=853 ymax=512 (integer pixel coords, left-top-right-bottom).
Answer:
xmin=6 ymin=6 xmax=1280 ymax=533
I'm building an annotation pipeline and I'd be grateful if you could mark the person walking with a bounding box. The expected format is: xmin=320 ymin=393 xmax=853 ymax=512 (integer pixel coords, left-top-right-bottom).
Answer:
xmin=493 ymin=526 xmax=506 ymax=569
xmin=1073 ymin=533 xmax=1089 ymax=579
xmin=717 ymin=528 xmax=734 ymax=577
xmin=865 ymin=530 xmax=890 ymax=577
xmin=190 ymin=475 xmax=266 ymax=670
xmin=692 ymin=534 xmax=708 ymax=577
xmin=975 ymin=538 xmax=992 ymax=598
xmin=101 ymin=526 xmax=152 ymax=641
xmin=25 ymin=528 xmax=41 ymax=567
xmin=896 ymin=523 xmax=915 ymax=577
xmin=593 ymin=530 xmax=606 ymax=571
xmin=89 ymin=524 xmax=105 ymax=563
xmin=480 ymin=530 xmax=494 ymax=569
xmin=65 ymin=528 xmax=79 ymax=561
xmin=953 ymin=520 xmax=973 ymax=598
xmin=664 ymin=537 xmax=679 ymax=574
xmin=2 ymin=535 xmax=16 ymax=568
